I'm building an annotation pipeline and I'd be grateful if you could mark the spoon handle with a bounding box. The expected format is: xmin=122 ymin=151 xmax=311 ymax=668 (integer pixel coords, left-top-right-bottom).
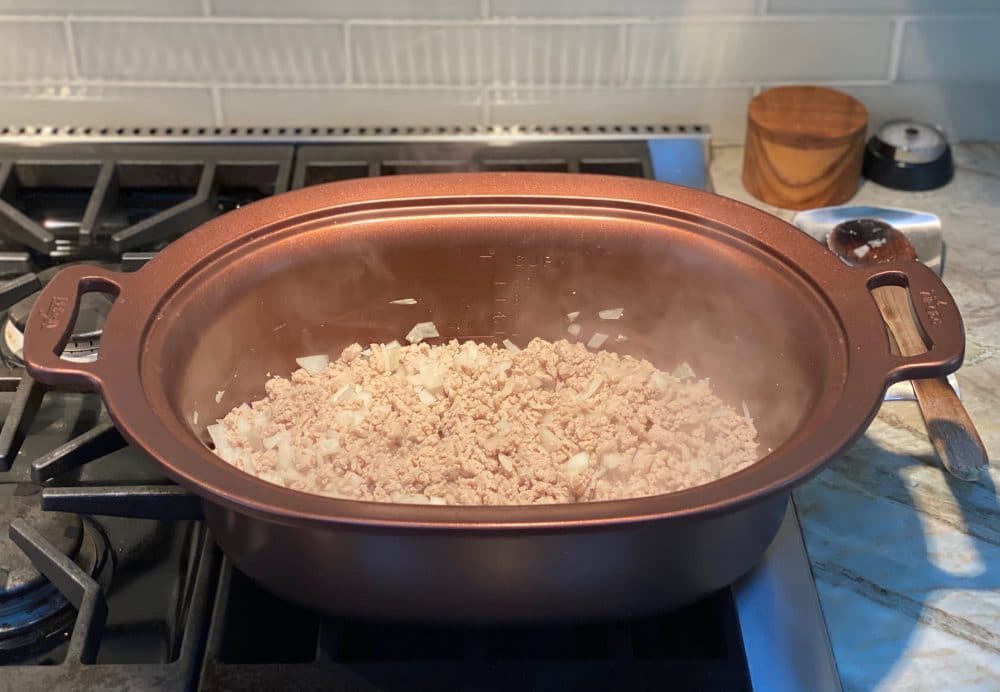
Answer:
xmin=873 ymin=285 xmax=988 ymax=481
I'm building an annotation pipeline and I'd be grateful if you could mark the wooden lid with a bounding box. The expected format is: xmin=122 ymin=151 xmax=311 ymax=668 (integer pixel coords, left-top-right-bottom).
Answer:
xmin=748 ymin=86 xmax=867 ymax=148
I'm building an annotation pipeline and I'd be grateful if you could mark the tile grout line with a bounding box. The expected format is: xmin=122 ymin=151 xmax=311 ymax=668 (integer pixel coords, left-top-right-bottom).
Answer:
xmin=343 ymin=22 xmax=352 ymax=86
xmin=0 ymin=79 xmax=898 ymax=91
xmin=42 ymin=13 xmax=1000 ymax=27
xmin=63 ymin=17 xmax=79 ymax=80
xmin=211 ymin=86 xmax=223 ymax=127
xmin=480 ymin=84 xmax=491 ymax=126
xmin=2 ymin=11 xmax=1000 ymax=24
xmin=888 ymin=18 xmax=906 ymax=82
xmin=616 ymin=23 xmax=629 ymax=87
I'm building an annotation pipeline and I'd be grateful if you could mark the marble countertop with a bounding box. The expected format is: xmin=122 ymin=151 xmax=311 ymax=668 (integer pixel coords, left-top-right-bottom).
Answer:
xmin=710 ymin=144 xmax=1000 ymax=691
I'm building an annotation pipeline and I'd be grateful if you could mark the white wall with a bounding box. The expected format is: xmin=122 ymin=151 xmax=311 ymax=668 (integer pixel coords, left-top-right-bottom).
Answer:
xmin=0 ymin=1 xmax=998 ymax=142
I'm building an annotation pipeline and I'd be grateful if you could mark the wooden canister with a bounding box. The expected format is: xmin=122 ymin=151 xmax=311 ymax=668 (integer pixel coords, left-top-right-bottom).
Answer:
xmin=742 ymin=86 xmax=868 ymax=210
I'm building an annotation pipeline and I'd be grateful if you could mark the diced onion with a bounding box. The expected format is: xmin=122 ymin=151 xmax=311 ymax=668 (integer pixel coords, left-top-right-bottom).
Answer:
xmin=853 ymin=244 xmax=871 ymax=259
xmin=407 ymin=362 xmax=445 ymax=394
xmin=567 ymin=323 xmax=582 ymax=336
xmin=601 ymin=452 xmax=625 ymax=469
xmin=586 ymin=332 xmax=609 ymax=349
xmin=192 ymin=411 xmax=199 ymax=425
xmin=295 ymin=354 xmax=329 ymax=374
xmin=276 ymin=438 xmax=293 ymax=468
xmin=647 ymin=371 xmax=670 ymax=391
xmin=540 ymin=426 xmax=561 ymax=452
xmin=355 ymin=387 xmax=373 ymax=408
xmin=206 ymin=423 xmax=225 ymax=447
xmin=498 ymin=453 xmax=514 ymax=473
xmin=672 ymin=362 xmax=696 ymax=380
xmin=379 ymin=340 xmax=402 ymax=373
xmin=502 ymin=338 xmax=520 ymax=353
xmin=577 ymin=375 xmax=604 ymax=401
xmin=598 ymin=307 xmax=624 ymax=320
xmin=335 ymin=409 xmax=367 ymax=427
xmin=615 ymin=334 xmax=628 ymax=343
xmin=567 ymin=311 xmax=580 ymax=322
xmin=215 ymin=390 xmax=224 ymax=403
xmin=390 ymin=298 xmax=418 ymax=305
xmin=207 ymin=424 xmax=240 ymax=464
xmin=741 ymin=400 xmax=752 ymax=422
xmin=492 ymin=359 xmax=513 ymax=375
xmin=406 ymin=321 xmax=440 ymax=344
xmin=564 ymin=451 xmax=590 ymax=475
xmin=330 ymin=384 xmax=356 ymax=403
xmin=417 ymin=387 xmax=437 ymax=405
xmin=263 ymin=430 xmax=290 ymax=450
xmin=454 ymin=341 xmax=483 ymax=371
xmin=317 ymin=432 xmax=340 ymax=455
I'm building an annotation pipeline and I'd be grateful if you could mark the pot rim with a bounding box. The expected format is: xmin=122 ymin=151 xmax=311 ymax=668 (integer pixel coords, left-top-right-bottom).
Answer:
xmin=23 ymin=173 xmax=965 ymax=531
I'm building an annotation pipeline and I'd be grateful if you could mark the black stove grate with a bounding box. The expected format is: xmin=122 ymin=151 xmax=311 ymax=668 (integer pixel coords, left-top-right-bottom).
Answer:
xmin=0 ymin=144 xmax=293 ymax=262
xmin=292 ymin=140 xmax=652 ymax=188
xmin=200 ymin=559 xmax=749 ymax=692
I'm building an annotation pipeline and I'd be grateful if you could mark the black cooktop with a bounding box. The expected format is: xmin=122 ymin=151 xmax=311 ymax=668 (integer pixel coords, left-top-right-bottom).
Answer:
xmin=0 ymin=136 xmax=750 ymax=691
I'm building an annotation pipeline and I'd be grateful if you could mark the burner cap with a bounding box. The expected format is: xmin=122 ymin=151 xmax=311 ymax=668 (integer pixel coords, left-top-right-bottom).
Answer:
xmin=8 ymin=264 xmax=113 ymax=341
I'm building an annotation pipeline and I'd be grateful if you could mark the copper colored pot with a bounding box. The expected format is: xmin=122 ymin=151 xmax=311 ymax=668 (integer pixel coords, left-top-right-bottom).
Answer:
xmin=22 ymin=173 xmax=963 ymax=622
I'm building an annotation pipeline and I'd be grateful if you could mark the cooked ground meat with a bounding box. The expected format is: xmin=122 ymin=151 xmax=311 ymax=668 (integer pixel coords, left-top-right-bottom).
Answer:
xmin=208 ymin=338 xmax=758 ymax=505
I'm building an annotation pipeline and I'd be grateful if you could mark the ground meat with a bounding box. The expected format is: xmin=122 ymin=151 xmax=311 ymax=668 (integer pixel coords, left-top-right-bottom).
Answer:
xmin=207 ymin=338 xmax=758 ymax=505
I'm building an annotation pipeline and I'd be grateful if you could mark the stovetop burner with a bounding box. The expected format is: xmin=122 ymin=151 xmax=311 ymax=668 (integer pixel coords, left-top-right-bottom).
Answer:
xmin=0 ymin=483 xmax=111 ymax=663
xmin=3 ymin=264 xmax=114 ymax=366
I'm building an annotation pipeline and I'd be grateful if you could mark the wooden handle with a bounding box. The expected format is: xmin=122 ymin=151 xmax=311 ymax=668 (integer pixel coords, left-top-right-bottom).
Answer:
xmin=873 ymin=285 xmax=988 ymax=481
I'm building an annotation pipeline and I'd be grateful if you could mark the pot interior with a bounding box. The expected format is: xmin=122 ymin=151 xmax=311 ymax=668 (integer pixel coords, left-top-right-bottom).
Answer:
xmin=150 ymin=203 xmax=847 ymax=468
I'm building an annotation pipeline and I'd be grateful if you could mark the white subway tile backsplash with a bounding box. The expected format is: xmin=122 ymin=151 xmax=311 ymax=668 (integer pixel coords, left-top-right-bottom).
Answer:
xmin=0 ymin=3 xmax=996 ymax=140
xmin=0 ymin=20 xmax=69 ymax=80
xmin=490 ymin=86 xmax=753 ymax=141
xmin=220 ymin=87 xmax=482 ymax=125
xmin=350 ymin=24 xmax=480 ymax=86
xmin=483 ymin=24 xmax=624 ymax=86
xmin=0 ymin=0 xmax=202 ymax=13
xmin=627 ymin=19 xmax=894 ymax=85
xmin=73 ymin=20 xmax=346 ymax=85
xmin=211 ymin=0 xmax=481 ymax=19
xmin=841 ymin=82 xmax=1000 ymax=141
xmin=769 ymin=0 xmax=1000 ymax=13
xmin=899 ymin=18 xmax=1000 ymax=82
xmin=491 ymin=0 xmax=756 ymax=17
xmin=0 ymin=85 xmax=215 ymax=125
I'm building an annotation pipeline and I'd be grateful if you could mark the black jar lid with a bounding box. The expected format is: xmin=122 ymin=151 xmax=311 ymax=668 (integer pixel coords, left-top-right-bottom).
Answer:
xmin=862 ymin=119 xmax=953 ymax=191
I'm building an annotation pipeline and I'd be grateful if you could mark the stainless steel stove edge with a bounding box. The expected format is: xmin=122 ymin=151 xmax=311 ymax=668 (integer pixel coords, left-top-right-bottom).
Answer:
xmin=733 ymin=498 xmax=843 ymax=692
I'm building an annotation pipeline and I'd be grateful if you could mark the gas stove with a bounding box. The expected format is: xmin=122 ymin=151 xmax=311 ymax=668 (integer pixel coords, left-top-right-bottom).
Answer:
xmin=0 ymin=126 xmax=840 ymax=691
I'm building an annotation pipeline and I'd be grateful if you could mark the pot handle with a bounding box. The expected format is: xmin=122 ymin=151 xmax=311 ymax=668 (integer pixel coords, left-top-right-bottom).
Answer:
xmin=860 ymin=259 xmax=965 ymax=384
xmin=22 ymin=264 xmax=130 ymax=393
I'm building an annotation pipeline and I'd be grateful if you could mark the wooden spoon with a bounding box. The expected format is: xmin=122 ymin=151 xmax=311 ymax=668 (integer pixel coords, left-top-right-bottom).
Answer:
xmin=828 ymin=218 xmax=987 ymax=481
